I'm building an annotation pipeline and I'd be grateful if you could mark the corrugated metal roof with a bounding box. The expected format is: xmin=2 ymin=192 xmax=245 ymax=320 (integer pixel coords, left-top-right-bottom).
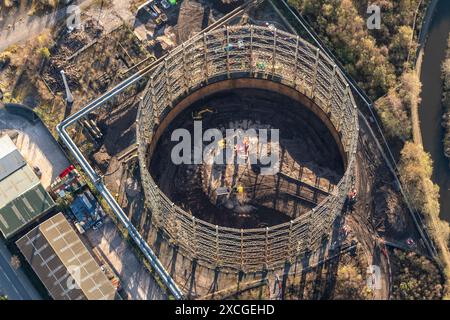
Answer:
xmin=0 ymin=183 xmax=55 ymax=238
xmin=0 ymin=165 xmax=40 ymax=209
xmin=0 ymin=135 xmax=56 ymax=239
xmin=16 ymin=213 xmax=117 ymax=300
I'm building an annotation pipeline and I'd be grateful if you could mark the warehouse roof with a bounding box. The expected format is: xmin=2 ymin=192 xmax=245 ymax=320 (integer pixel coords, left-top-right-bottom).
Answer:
xmin=0 ymin=165 xmax=40 ymax=208
xmin=16 ymin=213 xmax=117 ymax=300
xmin=0 ymin=135 xmax=55 ymax=239
xmin=0 ymin=135 xmax=26 ymax=181
xmin=0 ymin=183 xmax=55 ymax=239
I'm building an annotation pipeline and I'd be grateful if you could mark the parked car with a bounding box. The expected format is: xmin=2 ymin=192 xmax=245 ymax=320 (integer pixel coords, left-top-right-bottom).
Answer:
xmin=160 ymin=0 xmax=171 ymax=9
xmin=33 ymin=166 xmax=42 ymax=179
xmin=150 ymin=3 xmax=162 ymax=15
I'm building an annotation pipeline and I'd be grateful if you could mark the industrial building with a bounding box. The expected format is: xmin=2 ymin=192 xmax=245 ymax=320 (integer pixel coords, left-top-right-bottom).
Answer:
xmin=69 ymin=190 xmax=106 ymax=233
xmin=0 ymin=135 xmax=55 ymax=239
xmin=16 ymin=212 xmax=117 ymax=300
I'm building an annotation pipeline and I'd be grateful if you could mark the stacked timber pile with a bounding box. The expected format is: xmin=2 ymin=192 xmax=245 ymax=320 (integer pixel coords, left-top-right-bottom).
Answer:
xmin=41 ymin=19 xmax=104 ymax=93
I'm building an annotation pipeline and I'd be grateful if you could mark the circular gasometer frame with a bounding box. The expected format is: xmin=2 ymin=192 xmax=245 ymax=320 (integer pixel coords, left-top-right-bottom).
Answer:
xmin=137 ymin=25 xmax=359 ymax=272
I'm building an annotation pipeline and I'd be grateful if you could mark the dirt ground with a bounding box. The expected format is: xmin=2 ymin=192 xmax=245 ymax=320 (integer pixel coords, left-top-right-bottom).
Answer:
xmin=0 ymin=108 xmax=69 ymax=188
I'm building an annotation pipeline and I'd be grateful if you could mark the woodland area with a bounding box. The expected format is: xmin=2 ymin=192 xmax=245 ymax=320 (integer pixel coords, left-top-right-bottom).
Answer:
xmin=390 ymin=249 xmax=443 ymax=300
xmin=287 ymin=0 xmax=425 ymax=98
xmin=287 ymin=0 xmax=426 ymax=143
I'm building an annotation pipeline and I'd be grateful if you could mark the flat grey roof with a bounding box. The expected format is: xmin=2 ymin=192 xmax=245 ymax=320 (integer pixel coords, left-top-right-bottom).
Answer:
xmin=0 ymin=135 xmax=26 ymax=181
xmin=16 ymin=213 xmax=116 ymax=300
xmin=0 ymin=149 xmax=26 ymax=181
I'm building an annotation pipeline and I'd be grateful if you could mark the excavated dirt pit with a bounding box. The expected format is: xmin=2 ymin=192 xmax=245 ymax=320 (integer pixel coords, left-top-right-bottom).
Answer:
xmin=150 ymin=88 xmax=345 ymax=228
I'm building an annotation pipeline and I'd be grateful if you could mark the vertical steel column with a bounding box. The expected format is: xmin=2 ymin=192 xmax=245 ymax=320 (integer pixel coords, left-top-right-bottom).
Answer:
xmin=182 ymin=43 xmax=189 ymax=93
xmin=271 ymin=28 xmax=277 ymax=77
xmin=226 ymin=26 xmax=231 ymax=79
xmin=250 ymin=25 xmax=254 ymax=77
xmin=164 ymin=58 xmax=173 ymax=108
xmin=287 ymin=220 xmax=294 ymax=262
xmin=338 ymin=84 xmax=350 ymax=132
xmin=203 ymin=33 xmax=209 ymax=84
xmin=215 ymin=225 xmax=220 ymax=266
xmin=327 ymin=64 xmax=337 ymax=114
xmin=192 ymin=216 xmax=198 ymax=259
xmin=311 ymin=48 xmax=320 ymax=99
xmin=240 ymin=229 xmax=244 ymax=270
xmin=150 ymin=75 xmax=158 ymax=122
xmin=171 ymin=203 xmax=179 ymax=244
xmin=307 ymin=209 xmax=315 ymax=252
xmin=265 ymin=227 xmax=269 ymax=267
xmin=350 ymin=104 xmax=358 ymax=150
xmin=292 ymin=36 xmax=300 ymax=89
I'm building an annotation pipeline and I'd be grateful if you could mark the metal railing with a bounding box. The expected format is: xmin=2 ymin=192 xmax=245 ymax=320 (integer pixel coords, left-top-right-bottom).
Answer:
xmin=137 ymin=25 xmax=359 ymax=272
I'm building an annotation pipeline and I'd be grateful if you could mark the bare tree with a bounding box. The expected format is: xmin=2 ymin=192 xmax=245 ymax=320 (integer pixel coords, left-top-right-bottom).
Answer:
xmin=10 ymin=255 xmax=21 ymax=270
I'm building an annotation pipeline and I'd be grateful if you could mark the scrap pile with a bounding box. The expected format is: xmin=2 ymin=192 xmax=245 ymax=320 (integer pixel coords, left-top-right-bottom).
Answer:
xmin=42 ymin=19 xmax=104 ymax=93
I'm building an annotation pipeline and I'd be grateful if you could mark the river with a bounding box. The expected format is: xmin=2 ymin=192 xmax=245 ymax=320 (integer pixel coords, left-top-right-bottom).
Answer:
xmin=419 ymin=0 xmax=450 ymax=222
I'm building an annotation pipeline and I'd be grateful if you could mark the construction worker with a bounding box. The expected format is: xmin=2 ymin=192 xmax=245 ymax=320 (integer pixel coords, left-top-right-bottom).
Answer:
xmin=348 ymin=188 xmax=357 ymax=203
xmin=243 ymin=136 xmax=250 ymax=155
xmin=346 ymin=188 xmax=357 ymax=211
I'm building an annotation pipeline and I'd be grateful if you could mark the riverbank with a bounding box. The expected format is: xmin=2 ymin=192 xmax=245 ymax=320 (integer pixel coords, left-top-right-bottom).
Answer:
xmin=415 ymin=0 xmax=450 ymax=297
xmin=413 ymin=0 xmax=440 ymax=144
xmin=417 ymin=0 xmax=450 ymax=223
xmin=442 ymin=37 xmax=450 ymax=160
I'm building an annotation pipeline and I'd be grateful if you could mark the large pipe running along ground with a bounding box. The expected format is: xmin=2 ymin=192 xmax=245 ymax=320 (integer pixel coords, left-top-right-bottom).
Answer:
xmin=138 ymin=25 xmax=359 ymax=271
xmin=55 ymin=39 xmax=185 ymax=302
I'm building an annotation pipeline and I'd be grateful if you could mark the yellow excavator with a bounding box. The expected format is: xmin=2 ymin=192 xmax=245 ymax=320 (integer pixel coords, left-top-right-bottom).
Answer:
xmin=192 ymin=107 xmax=216 ymax=120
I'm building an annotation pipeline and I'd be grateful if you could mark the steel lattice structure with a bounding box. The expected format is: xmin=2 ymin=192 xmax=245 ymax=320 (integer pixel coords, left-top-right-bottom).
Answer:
xmin=137 ymin=25 xmax=359 ymax=272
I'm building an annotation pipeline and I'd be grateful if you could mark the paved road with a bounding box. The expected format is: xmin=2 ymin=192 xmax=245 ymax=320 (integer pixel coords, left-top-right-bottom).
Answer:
xmin=0 ymin=240 xmax=41 ymax=300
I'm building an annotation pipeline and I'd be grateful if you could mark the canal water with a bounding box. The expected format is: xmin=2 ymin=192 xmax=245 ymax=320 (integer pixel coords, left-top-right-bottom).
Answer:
xmin=419 ymin=0 xmax=450 ymax=222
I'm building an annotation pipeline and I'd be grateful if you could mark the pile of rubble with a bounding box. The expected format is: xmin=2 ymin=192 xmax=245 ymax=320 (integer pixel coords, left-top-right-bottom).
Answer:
xmin=42 ymin=19 xmax=104 ymax=92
